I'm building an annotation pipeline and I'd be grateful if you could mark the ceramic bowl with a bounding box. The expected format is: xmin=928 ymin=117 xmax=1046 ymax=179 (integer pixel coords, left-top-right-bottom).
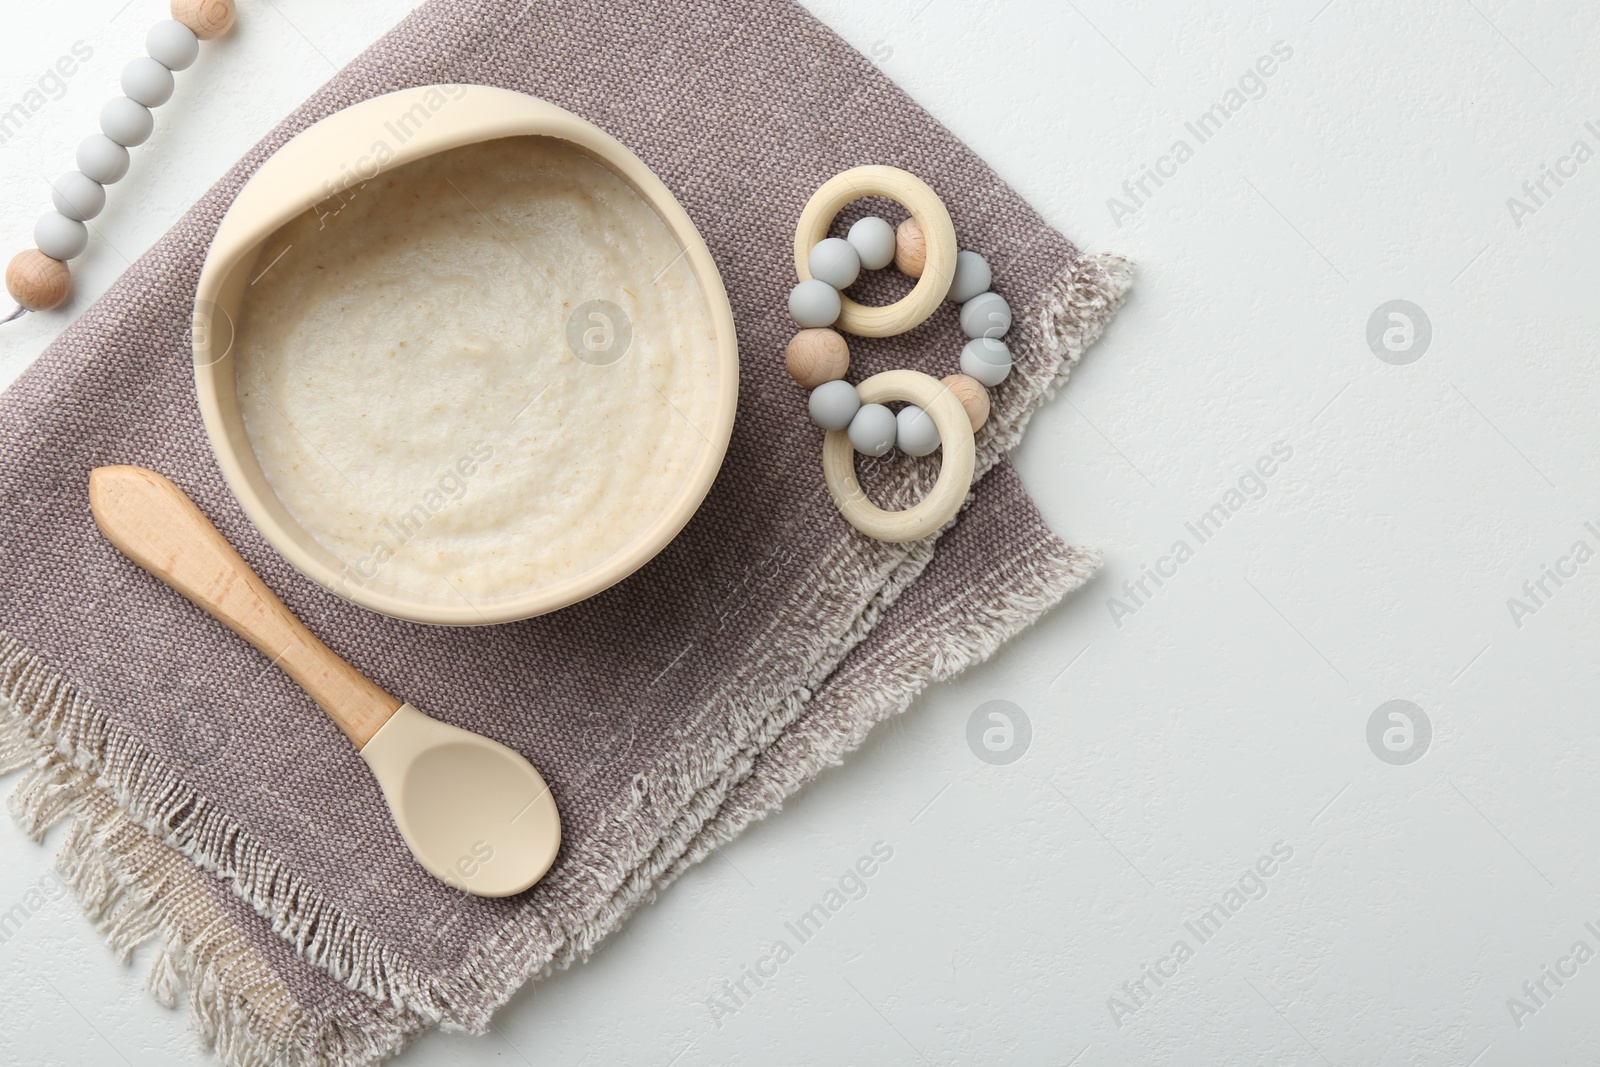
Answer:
xmin=192 ymin=85 xmax=738 ymax=625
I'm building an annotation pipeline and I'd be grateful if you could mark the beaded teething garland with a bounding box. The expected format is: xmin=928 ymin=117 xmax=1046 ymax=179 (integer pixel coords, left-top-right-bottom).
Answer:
xmin=3 ymin=0 xmax=237 ymax=322
xmin=785 ymin=166 xmax=1014 ymax=544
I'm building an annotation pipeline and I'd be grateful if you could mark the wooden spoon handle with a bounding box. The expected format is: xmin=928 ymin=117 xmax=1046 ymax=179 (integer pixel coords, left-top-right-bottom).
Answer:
xmin=88 ymin=465 xmax=400 ymax=748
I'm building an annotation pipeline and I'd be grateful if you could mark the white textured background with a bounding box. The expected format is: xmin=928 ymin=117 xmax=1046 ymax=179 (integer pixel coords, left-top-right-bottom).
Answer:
xmin=2 ymin=1 xmax=1597 ymax=1064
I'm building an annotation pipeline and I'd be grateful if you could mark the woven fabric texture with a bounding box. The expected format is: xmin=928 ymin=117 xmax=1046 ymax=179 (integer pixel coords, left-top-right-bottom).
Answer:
xmin=0 ymin=0 xmax=1128 ymax=1062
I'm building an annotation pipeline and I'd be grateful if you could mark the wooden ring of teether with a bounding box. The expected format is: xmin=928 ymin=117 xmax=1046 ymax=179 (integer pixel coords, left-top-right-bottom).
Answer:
xmin=823 ymin=369 xmax=976 ymax=542
xmin=794 ymin=166 xmax=958 ymax=338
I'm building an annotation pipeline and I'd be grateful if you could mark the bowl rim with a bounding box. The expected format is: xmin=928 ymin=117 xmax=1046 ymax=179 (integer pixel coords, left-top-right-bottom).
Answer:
xmin=192 ymin=85 xmax=739 ymax=626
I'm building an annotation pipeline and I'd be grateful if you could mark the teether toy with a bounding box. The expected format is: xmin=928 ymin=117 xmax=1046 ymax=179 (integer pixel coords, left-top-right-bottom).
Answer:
xmin=785 ymin=165 xmax=1015 ymax=543
xmin=4 ymin=0 xmax=236 ymax=320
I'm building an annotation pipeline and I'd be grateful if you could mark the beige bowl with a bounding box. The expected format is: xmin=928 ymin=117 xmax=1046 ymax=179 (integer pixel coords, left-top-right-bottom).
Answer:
xmin=192 ymin=86 xmax=739 ymax=625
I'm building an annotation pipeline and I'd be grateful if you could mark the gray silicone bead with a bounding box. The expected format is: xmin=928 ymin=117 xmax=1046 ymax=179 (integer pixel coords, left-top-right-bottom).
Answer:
xmin=960 ymin=291 xmax=1012 ymax=339
xmin=807 ymin=237 xmax=860 ymax=289
xmin=947 ymin=250 xmax=993 ymax=304
xmin=122 ymin=57 xmax=175 ymax=108
xmin=896 ymin=405 xmax=941 ymax=457
xmin=846 ymin=216 xmax=895 ymax=270
xmin=960 ymin=338 xmax=1013 ymax=387
xmin=147 ymin=20 xmax=200 ymax=71
xmin=101 ymin=97 xmax=154 ymax=147
xmin=848 ymin=403 xmax=897 ymax=457
xmin=51 ymin=172 xmax=106 ymax=222
xmin=808 ymin=379 xmax=860 ymax=431
xmin=788 ymin=278 xmax=841 ymax=328
xmin=77 ymin=134 xmax=130 ymax=185
xmin=35 ymin=212 xmax=89 ymax=261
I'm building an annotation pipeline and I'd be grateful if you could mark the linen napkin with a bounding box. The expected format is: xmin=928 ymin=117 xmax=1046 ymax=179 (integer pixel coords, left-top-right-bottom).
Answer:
xmin=0 ymin=0 xmax=1129 ymax=1062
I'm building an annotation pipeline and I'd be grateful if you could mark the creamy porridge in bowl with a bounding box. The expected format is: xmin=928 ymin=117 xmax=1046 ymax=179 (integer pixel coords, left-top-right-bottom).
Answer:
xmin=192 ymin=87 xmax=738 ymax=625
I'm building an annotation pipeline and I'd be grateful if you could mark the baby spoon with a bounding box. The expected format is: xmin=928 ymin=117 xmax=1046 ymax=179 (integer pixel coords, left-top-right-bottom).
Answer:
xmin=88 ymin=465 xmax=561 ymax=897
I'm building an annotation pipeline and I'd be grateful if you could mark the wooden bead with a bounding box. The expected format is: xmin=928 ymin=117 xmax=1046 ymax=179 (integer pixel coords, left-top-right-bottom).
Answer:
xmin=171 ymin=0 xmax=236 ymax=40
xmin=895 ymin=217 xmax=926 ymax=278
xmin=785 ymin=328 xmax=850 ymax=388
xmin=941 ymin=373 xmax=990 ymax=431
xmin=6 ymin=249 xmax=71 ymax=311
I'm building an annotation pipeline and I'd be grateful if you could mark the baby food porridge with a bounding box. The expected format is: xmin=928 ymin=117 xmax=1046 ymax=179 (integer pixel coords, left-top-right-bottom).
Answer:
xmin=233 ymin=135 xmax=719 ymax=602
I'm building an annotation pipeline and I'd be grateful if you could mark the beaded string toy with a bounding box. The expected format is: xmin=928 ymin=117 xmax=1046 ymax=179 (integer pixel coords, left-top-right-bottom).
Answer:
xmin=2 ymin=0 xmax=237 ymax=323
xmin=785 ymin=165 xmax=1013 ymax=543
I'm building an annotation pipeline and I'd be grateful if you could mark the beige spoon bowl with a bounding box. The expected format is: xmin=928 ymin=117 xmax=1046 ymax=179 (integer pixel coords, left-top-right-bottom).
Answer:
xmin=89 ymin=465 xmax=560 ymax=897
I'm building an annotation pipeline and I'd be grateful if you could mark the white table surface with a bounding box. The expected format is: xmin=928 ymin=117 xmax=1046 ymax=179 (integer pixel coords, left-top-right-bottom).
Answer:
xmin=4 ymin=2 xmax=1598 ymax=1064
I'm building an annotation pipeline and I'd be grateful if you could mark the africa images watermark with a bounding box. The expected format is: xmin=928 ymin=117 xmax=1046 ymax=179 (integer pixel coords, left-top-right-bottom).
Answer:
xmin=1504 ymin=118 xmax=1600 ymax=229
xmin=703 ymin=841 xmax=895 ymax=1029
xmin=566 ymin=298 xmax=633 ymax=366
xmin=967 ymin=700 xmax=1031 ymax=766
xmin=0 ymin=40 xmax=95 ymax=147
xmin=0 ymin=869 xmax=68 ymax=948
xmin=1367 ymin=699 xmax=1431 ymax=766
xmin=1107 ymin=41 xmax=1295 ymax=227
xmin=1366 ymin=300 xmax=1432 ymax=366
xmin=307 ymin=84 xmax=472 ymax=228
xmin=328 ymin=440 xmax=495 ymax=595
xmin=1504 ymin=521 xmax=1600 ymax=630
xmin=1503 ymin=918 xmax=1600 ymax=1031
xmin=1107 ymin=840 xmax=1295 ymax=1028
xmin=1107 ymin=442 xmax=1294 ymax=628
